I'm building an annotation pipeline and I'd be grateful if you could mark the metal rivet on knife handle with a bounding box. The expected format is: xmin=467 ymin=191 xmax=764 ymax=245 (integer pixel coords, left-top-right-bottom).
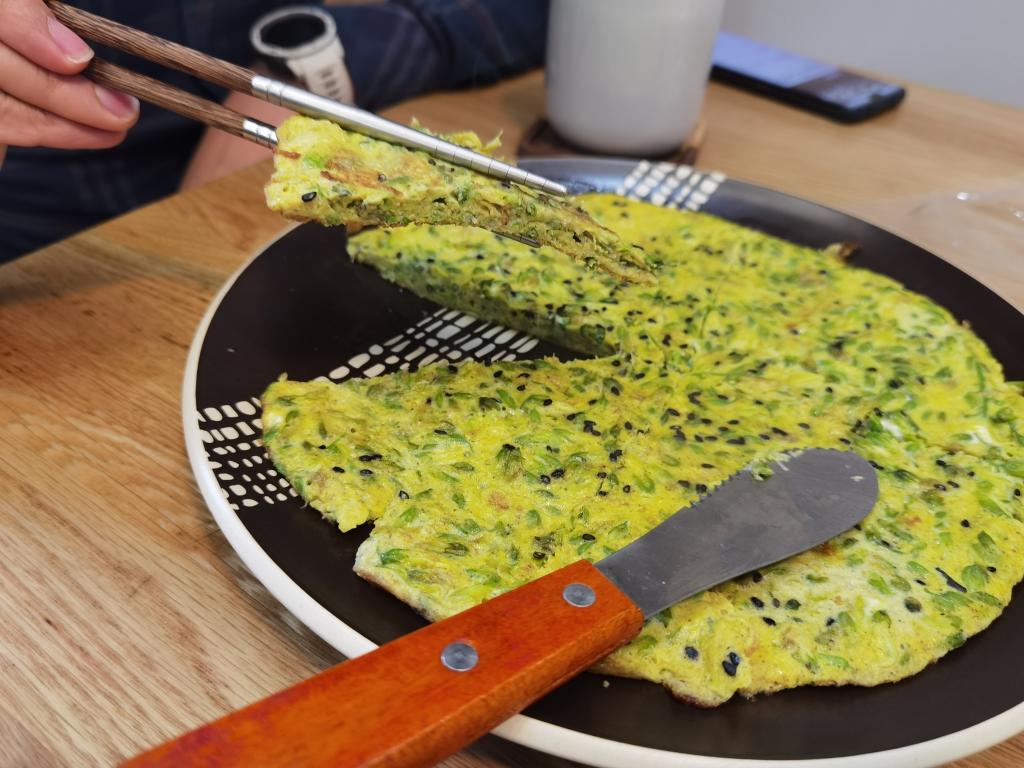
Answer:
xmin=441 ymin=641 xmax=478 ymax=672
xmin=563 ymin=583 xmax=597 ymax=608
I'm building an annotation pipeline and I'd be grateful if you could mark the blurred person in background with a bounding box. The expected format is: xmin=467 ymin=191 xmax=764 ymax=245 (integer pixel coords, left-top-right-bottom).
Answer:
xmin=0 ymin=0 xmax=548 ymax=262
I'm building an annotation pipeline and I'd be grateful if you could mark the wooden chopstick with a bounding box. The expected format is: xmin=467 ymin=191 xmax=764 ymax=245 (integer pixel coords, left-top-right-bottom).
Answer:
xmin=85 ymin=58 xmax=275 ymax=146
xmin=49 ymin=1 xmax=255 ymax=93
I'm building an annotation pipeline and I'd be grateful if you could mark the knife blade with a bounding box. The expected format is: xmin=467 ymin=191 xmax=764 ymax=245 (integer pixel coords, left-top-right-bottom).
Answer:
xmin=124 ymin=449 xmax=877 ymax=768
xmin=598 ymin=448 xmax=878 ymax=617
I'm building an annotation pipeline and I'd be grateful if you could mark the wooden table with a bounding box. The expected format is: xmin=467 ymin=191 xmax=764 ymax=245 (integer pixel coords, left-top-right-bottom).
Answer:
xmin=2 ymin=70 xmax=1023 ymax=768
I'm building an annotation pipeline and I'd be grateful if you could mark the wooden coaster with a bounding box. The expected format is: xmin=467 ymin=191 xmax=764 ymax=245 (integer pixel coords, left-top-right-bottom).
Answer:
xmin=518 ymin=118 xmax=706 ymax=164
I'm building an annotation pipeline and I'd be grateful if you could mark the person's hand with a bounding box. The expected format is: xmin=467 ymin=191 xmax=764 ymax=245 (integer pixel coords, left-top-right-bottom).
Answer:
xmin=0 ymin=0 xmax=139 ymax=155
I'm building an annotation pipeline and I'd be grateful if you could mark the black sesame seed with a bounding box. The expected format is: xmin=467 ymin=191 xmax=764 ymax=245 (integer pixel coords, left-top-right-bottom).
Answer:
xmin=542 ymin=398 xmax=553 ymax=406
xmin=581 ymin=533 xmax=596 ymax=541
xmin=301 ymin=190 xmax=317 ymax=202
xmin=447 ymin=364 xmax=458 ymax=373
xmin=695 ymin=483 xmax=708 ymax=494
xmin=722 ymin=659 xmax=738 ymax=677
xmin=624 ymin=420 xmax=634 ymax=430
xmin=359 ymin=453 xmax=382 ymax=462
xmin=597 ymin=490 xmax=608 ymax=497
xmin=685 ymin=646 xmax=699 ymax=660
xmin=786 ymin=599 xmax=801 ymax=610
xmin=551 ymin=468 xmax=565 ymax=479
xmin=609 ymin=449 xmax=624 ymax=461
xmin=762 ymin=617 xmax=777 ymax=626
xmin=750 ymin=597 xmax=764 ymax=609
xmin=532 ymin=552 xmax=546 ymax=561
xmin=377 ymin=173 xmax=388 ymax=182
xmin=905 ymin=597 xmax=922 ymax=612
xmin=987 ymin=566 xmax=998 ymax=573
xmin=701 ymin=463 xmax=715 ymax=469
xmin=332 ymin=466 xmax=345 ymax=474
xmin=826 ymin=617 xmax=836 ymax=626
xmin=666 ymin=407 xmax=681 ymax=417
xmin=398 ymin=489 xmax=409 ymax=499
xmin=359 ymin=468 xmax=374 ymax=476
xmin=961 ymin=519 xmax=970 ymax=528
xmin=493 ymin=370 xmax=503 ymax=378
xmin=727 ymin=437 xmax=747 ymax=445
xmin=772 ymin=598 xmax=781 ymax=608
xmin=623 ymin=485 xmax=632 ymax=493
xmin=751 ymin=571 xmax=763 ymax=583
xmin=539 ymin=474 xmax=551 ymax=485
xmin=678 ymin=480 xmax=691 ymax=489
xmin=936 ymin=567 xmax=967 ymax=593
xmin=597 ymin=471 xmax=608 ymax=479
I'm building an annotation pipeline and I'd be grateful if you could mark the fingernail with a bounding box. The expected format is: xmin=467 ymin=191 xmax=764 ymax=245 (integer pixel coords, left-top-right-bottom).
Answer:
xmin=95 ymin=85 xmax=139 ymax=119
xmin=47 ymin=16 xmax=93 ymax=64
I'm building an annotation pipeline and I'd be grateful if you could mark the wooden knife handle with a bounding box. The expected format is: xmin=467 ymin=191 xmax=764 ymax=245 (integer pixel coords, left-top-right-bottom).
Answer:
xmin=122 ymin=560 xmax=643 ymax=768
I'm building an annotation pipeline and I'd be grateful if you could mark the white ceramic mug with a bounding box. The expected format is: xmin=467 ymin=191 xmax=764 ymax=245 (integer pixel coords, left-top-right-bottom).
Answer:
xmin=545 ymin=0 xmax=724 ymax=156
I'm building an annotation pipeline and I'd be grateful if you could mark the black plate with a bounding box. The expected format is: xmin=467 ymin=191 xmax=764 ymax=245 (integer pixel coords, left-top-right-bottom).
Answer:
xmin=190 ymin=159 xmax=1024 ymax=763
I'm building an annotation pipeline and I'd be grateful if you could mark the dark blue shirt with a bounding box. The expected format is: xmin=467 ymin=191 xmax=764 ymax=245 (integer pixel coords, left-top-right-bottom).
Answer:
xmin=0 ymin=0 xmax=547 ymax=261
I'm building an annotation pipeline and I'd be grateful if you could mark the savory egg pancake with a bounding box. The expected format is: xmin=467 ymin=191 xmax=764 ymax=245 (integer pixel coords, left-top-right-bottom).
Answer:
xmin=265 ymin=116 xmax=653 ymax=283
xmin=261 ymin=193 xmax=1024 ymax=706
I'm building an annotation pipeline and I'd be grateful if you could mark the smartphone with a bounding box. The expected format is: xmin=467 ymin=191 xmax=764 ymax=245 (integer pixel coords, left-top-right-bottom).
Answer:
xmin=710 ymin=31 xmax=905 ymax=123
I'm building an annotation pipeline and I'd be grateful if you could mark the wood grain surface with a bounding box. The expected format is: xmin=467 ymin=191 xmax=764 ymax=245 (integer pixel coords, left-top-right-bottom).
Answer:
xmin=1 ymin=70 xmax=1023 ymax=768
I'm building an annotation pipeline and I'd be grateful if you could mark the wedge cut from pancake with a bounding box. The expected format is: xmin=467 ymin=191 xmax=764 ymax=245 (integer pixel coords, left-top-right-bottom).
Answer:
xmin=264 ymin=116 xmax=653 ymax=283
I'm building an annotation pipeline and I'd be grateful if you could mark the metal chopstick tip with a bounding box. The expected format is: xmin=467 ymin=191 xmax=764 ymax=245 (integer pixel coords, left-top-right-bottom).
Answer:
xmin=243 ymin=119 xmax=278 ymax=148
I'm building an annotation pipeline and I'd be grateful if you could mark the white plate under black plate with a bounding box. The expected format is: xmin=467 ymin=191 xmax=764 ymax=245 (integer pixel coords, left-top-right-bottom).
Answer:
xmin=184 ymin=158 xmax=1024 ymax=767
